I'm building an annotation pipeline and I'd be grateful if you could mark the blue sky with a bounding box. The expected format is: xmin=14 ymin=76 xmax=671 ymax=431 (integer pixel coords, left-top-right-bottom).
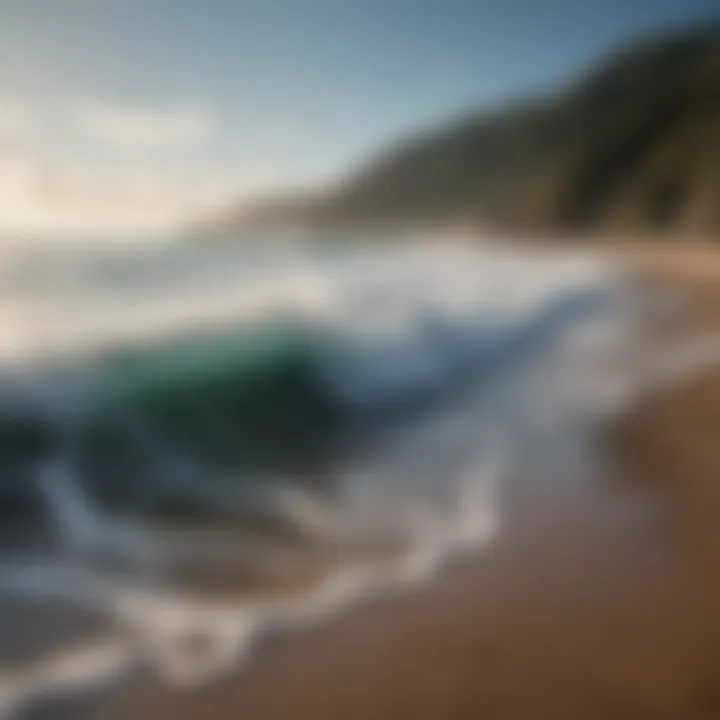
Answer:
xmin=0 ymin=0 xmax=717 ymax=234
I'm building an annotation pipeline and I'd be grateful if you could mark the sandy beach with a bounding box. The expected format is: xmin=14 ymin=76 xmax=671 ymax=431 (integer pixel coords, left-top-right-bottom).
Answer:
xmin=9 ymin=247 xmax=709 ymax=720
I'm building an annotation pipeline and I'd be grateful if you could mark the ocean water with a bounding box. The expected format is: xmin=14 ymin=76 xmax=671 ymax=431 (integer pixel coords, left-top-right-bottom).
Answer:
xmin=0 ymin=236 xmax=639 ymax=717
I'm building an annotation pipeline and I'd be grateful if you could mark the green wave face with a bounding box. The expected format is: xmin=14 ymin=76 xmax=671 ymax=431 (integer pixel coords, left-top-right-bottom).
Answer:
xmin=82 ymin=322 xmax=342 ymax=479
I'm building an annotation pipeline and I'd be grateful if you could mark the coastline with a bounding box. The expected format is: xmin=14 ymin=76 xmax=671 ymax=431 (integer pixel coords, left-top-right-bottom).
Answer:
xmin=9 ymin=247 xmax=720 ymax=720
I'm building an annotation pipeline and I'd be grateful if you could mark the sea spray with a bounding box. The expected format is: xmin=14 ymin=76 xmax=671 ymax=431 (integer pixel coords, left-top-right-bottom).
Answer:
xmin=0 ymin=242 xmax=633 ymax=717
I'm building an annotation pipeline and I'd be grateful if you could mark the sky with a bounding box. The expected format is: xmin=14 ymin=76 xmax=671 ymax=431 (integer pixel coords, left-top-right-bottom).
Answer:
xmin=0 ymin=0 xmax=718 ymax=236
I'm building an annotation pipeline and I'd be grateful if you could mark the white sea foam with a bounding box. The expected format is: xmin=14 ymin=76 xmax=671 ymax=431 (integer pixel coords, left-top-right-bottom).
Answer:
xmin=0 ymin=241 xmax=650 ymax=718
xmin=0 ymin=641 xmax=132 ymax=720
xmin=0 ymin=431 xmax=507 ymax=711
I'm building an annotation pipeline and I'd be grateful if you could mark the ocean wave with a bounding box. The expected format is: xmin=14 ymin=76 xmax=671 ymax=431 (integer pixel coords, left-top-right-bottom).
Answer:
xmin=0 ymin=242 xmax=633 ymax=718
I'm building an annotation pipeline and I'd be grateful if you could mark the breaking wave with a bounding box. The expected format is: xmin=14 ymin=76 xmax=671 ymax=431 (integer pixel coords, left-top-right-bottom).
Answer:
xmin=0 ymin=239 xmax=633 ymax=718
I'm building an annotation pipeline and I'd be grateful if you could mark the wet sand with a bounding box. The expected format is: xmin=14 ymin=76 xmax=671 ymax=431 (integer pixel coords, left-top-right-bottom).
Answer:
xmin=18 ymin=247 xmax=720 ymax=720
xmin=65 ymin=466 xmax=686 ymax=720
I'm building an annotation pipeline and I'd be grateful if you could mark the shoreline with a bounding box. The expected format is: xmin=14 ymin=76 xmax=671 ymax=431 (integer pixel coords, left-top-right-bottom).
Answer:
xmin=59 ymin=410 xmax=680 ymax=720
xmin=9 ymin=249 xmax=720 ymax=719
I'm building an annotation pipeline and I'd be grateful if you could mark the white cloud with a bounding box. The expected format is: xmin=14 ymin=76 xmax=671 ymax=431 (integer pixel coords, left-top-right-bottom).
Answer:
xmin=0 ymin=149 xmax=240 ymax=236
xmin=0 ymin=100 xmax=233 ymax=236
xmin=74 ymin=102 xmax=213 ymax=152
